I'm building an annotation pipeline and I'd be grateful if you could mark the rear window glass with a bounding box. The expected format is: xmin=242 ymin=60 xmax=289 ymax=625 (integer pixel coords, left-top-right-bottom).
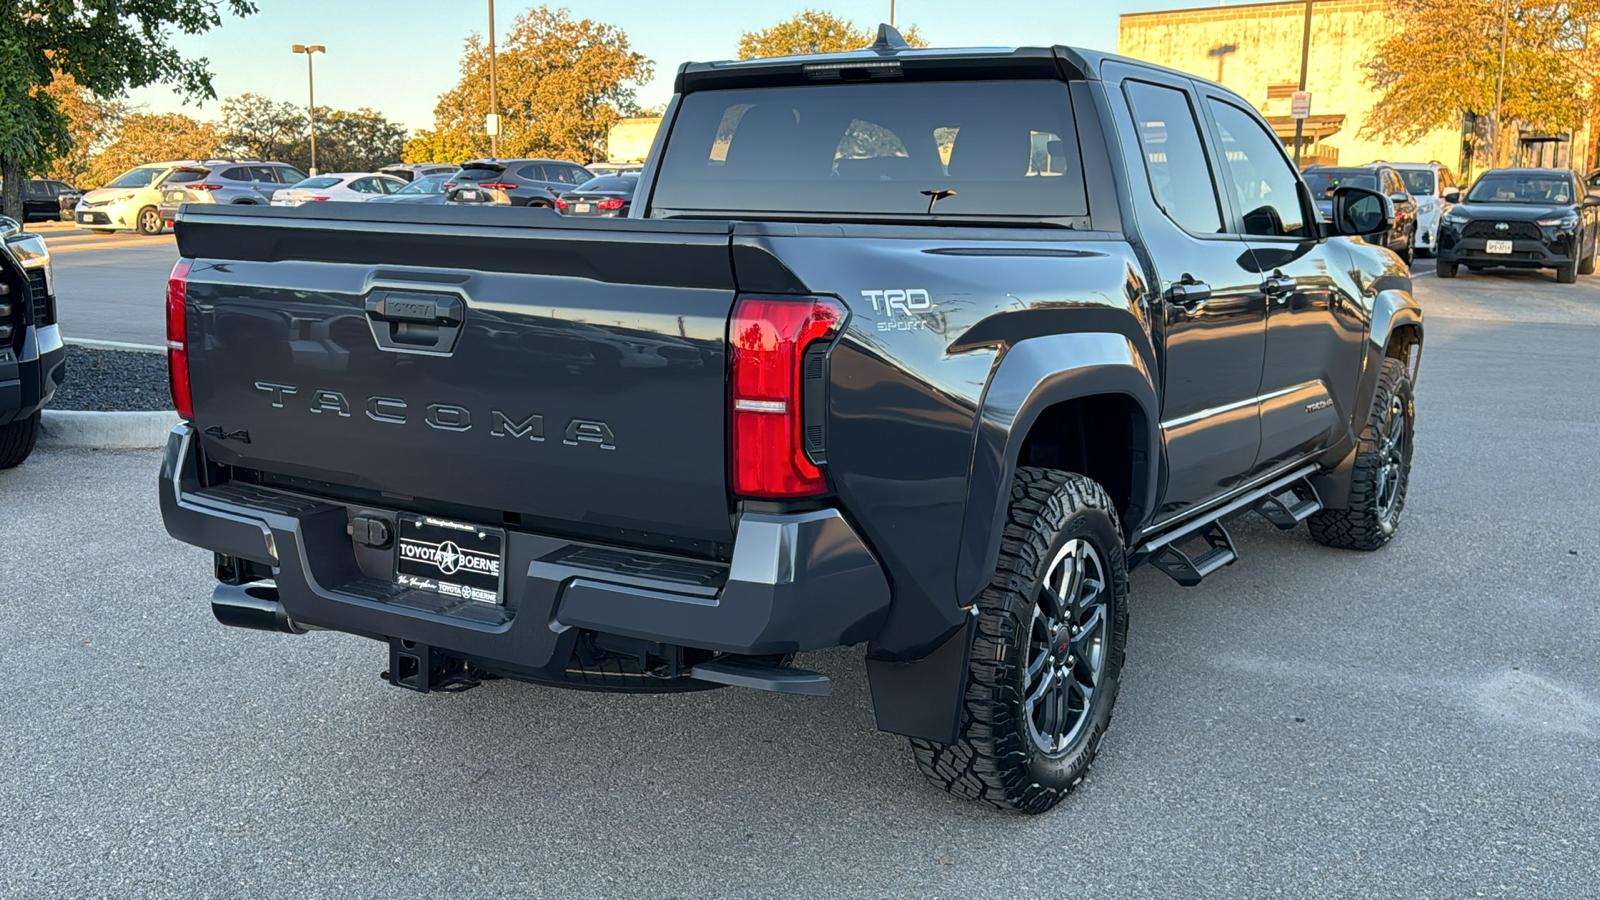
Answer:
xmin=653 ymin=80 xmax=1086 ymax=219
xmin=576 ymin=176 xmax=636 ymax=193
xmin=163 ymin=170 xmax=206 ymax=184
xmin=456 ymin=167 xmax=504 ymax=183
xmin=293 ymin=176 xmax=341 ymax=189
xmin=1304 ymin=170 xmax=1379 ymax=198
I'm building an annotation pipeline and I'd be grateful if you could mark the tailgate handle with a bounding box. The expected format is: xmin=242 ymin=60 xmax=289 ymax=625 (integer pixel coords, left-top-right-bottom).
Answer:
xmin=364 ymin=291 xmax=465 ymax=353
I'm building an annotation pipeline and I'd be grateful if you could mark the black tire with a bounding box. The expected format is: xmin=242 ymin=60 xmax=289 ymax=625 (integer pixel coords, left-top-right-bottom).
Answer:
xmin=1399 ymin=228 xmax=1414 ymax=266
xmin=1308 ymin=357 xmax=1413 ymax=551
xmin=1436 ymin=259 xmax=1458 ymax=278
xmin=911 ymin=468 xmax=1129 ymax=814
xmin=1557 ymin=263 xmax=1577 ymax=284
xmin=1415 ymin=245 xmax=1433 ymax=259
xmin=0 ymin=411 xmax=41 ymax=469
xmin=525 ymin=198 xmax=552 ymax=208
xmin=135 ymin=205 xmax=163 ymax=235
xmin=1581 ymin=236 xmax=1597 ymax=275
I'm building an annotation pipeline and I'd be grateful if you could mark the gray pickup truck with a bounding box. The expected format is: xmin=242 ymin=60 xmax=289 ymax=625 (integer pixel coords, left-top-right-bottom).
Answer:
xmin=1 ymin=231 xmax=62 ymax=468
xmin=159 ymin=30 xmax=1422 ymax=813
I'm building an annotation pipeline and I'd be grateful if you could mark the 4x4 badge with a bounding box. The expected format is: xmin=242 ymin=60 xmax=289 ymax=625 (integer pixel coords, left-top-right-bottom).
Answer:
xmin=203 ymin=425 xmax=251 ymax=443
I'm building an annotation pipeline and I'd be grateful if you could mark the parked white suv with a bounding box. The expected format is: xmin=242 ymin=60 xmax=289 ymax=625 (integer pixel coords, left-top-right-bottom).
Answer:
xmin=1384 ymin=161 xmax=1462 ymax=257
xmin=74 ymin=161 xmax=212 ymax=235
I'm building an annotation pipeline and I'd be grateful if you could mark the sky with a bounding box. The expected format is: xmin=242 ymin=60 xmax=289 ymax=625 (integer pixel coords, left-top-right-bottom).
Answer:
xmin=124 ymin=0 xmax=1241 ymax=132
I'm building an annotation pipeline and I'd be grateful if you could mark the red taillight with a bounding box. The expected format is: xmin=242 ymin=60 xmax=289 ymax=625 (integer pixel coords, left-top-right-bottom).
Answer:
xmin=480 ymin=182 xmax=519 ymax=190
xmin=166 ymin=259 xmax=194 ymax=420
xmin=194 ymin=184 xmax=224 ymax=191
xmin=729 ymin=296 xmax=845 ymax=499
xmin=443 ymin=182 xmax=457 ymax=189
xmin=311 ymin=196 xmax=330 ymax=201
xmin=555 ymin=198 xmax=569 ymax=209
xmin=598 ymin=198 xmax=625 ymax=210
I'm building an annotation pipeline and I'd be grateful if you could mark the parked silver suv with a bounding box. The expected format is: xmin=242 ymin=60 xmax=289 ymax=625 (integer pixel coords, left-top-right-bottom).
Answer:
xmin=157 ymin=161 xmax=310 ymax=227
xmin=1384 ymin=161 xmax=1461 ymax=257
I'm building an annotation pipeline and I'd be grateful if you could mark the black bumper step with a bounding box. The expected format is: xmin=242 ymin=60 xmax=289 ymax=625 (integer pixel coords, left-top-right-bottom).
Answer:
xmin=689 ymin=658 xmax=831 ymax=696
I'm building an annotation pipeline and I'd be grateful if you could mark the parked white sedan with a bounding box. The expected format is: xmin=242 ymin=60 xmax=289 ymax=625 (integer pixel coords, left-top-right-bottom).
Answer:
xmin=270 ymin=173 xmax=406 ymax=207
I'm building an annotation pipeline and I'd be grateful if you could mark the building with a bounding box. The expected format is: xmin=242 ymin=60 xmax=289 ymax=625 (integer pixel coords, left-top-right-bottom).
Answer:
xmin=605 ymin=117 xmax=663 ymax=164
xmin=1119 ymin=0 xmax=1475 ymax=174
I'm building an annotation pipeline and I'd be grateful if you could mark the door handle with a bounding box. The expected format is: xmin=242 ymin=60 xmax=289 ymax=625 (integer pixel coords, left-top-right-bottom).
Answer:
xmin=1261 ymin=271 xmax=1297 ymax=302
xmin=1167 ymin=275 xmax=1211 ymax=312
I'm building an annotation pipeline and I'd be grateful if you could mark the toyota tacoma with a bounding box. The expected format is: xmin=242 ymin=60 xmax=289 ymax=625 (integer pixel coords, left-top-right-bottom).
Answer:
xmin=159 ymin=30 xmax=1423 ymax=813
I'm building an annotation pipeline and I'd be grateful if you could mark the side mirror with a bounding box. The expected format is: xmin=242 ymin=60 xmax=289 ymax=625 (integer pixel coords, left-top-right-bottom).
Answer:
xmin=1443 ymin=190 xmax=1461 ymax=204
xmin=1389 ymin=192 xmax=1410 ymax=205
xmin=1584 ymin=194 xmax=1600 ymax=208
xmin=1331 ymin=186 xmax=1393 ymax=240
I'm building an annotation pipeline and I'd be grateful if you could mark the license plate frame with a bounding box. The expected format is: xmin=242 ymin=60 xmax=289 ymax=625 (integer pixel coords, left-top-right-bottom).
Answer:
xmin=575 ymin=202 xmax=591 ymax=213
xmin=458 ymin=189 xmax=481 ymax=201
xmin=394 ymin=514 xmax=505 ymax=605
xmin=1486 ymin=239 xmax=1513 ymax=254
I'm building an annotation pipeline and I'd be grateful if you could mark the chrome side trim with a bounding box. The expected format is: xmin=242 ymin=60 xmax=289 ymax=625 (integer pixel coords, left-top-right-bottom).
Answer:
xmin=1160 ymin=382 xmax=1321 ymax=431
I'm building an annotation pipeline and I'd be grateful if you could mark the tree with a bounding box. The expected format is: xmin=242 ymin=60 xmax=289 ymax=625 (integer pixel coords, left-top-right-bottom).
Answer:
xmin=737 ymin=10 xmax=925 ymax=60
xmin=1364 ymin=0 xmax=1599 ymax=165
xmin=217 ymin=93 xmax=304 ymax=162
xmin=402 ymin=128 xmax=481 ymax=166
xmin=43 ymin=75 xmax=128 ymax=187
xmin=86 ymin=112 xmax=222 ymax=187
xmin=312 ymin=108 xmax=408 ymax=172
xmin=0 ymin=0 xmax=255 ymax=222
xmin=424 ymin=6 xmax=653 ymax=163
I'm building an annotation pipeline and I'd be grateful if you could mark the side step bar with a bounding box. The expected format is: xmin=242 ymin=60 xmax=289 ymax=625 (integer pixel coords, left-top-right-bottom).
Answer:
xmin=1135 ymin=464 xmax=1320 ymax=587
xmin=1254 ymin=478 xmax=1323 ymax=529
xmin=1150 ymin=521 xmax=1237 ymax=587
xmin=689 ymin=658 xmax=831 ymax=696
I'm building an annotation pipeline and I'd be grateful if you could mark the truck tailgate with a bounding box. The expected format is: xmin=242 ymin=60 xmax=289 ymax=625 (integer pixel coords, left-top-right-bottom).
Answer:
xmin=175 ymin=206 xmax=737 ymax=546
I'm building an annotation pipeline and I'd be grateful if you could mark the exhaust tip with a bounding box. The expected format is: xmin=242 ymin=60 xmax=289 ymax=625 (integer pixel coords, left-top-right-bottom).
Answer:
xmin=211 ymin=583 xmax=305 ymax=634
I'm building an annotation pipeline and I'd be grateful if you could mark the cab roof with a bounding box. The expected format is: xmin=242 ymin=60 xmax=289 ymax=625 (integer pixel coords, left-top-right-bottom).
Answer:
xmin=673 ymin=24 xmax=1222 ymax=96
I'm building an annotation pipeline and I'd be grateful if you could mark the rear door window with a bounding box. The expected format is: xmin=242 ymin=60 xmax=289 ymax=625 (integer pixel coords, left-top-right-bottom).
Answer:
xmin=653 ymin=80 xmax=1087 ymax=219
xmin=514 ymin=164 xmax=545 ymax=182
xmin=219 ymin=167 xmax=251 ymax=181
xmin=1123 ymin=81 xmax=1224 ymax=234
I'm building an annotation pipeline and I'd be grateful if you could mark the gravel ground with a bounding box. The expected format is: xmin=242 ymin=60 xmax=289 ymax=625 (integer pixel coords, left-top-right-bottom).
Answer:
xmin=50 ymin=346 xmax=169 ymax=411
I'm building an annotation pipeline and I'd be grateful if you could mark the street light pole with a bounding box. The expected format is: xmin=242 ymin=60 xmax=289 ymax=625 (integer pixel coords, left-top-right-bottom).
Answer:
xmin=1294 ymin=0 xmax=1313 ymax=167
xmin=488 ymin=0 xmax=499 ymax=159
xmin=1493 ymin=0 xmax=1509 ymax=168
xmin=890 ymin=1 xmax=895 ymax=26
xmin=291 ymin=44 xmax=325 ymax=174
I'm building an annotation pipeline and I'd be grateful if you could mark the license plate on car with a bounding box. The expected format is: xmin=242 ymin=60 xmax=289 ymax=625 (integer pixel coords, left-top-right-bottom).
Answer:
xmin=575 ymin=202 xmax=591 ymax=213
xmin=1486 ymin=239 xmax=1513 ymax=254
xmin=395 ymin=515 xmax=504 ymax=604
xmin=458 ymin=190 xmax=481 ymax=201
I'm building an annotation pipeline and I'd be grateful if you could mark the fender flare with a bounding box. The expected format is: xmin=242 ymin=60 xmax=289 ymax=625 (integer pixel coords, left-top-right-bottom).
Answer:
xmin=953 ymin=332 xmax=1160 ymax=604
xmin=1313 ymin=287 xmax=1423 ymax=506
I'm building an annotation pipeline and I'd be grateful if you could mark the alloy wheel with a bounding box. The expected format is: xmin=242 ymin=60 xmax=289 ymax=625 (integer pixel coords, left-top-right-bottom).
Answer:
xmin=1023 ymin=538 xmax=1109 ymax=757
xmin=1374 ymin=395 xmax=1408 ymax=528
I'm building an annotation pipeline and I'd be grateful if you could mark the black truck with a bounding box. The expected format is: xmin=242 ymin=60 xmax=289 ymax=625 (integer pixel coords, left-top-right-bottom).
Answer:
xmin=159 ymin=31 xmax=1423 ymax=813
xmin=1 ymin=232 xmax=63 ymax=468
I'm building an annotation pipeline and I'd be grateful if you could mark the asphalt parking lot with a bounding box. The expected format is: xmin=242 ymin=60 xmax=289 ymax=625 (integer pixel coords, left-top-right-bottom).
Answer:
xmin=3 ymin=264 xmax=1598 ymax=898
xmin=36 ymin=221 xmax=177 ymax=347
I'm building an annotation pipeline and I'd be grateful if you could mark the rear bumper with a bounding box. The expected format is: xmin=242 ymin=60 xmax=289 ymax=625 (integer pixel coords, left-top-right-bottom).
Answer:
xmin=158 ymin=425 xmax=891 ymax=677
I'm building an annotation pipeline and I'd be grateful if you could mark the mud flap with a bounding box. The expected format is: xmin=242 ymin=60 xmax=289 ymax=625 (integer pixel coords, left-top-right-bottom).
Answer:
xmin=864 ymin=617 xmax=975 ymax=743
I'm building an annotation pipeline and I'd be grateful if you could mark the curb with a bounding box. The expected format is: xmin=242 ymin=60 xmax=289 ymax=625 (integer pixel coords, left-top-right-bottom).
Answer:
xmin=66 ymin=337 xmax=166 ymax=354
xmin=40 ymin=409 xmax=179 ymax=450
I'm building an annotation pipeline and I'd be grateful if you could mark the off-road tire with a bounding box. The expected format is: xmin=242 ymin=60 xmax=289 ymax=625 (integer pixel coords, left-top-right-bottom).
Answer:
xmin=0 ymin=411 xmax=41 ymax=469
xmin=1557 ymin=262 xmax=1578 ymax=284
xmin=1308 ymin=357 xmax=1414 ymax=551
xmin=1436 ymin=259 xmax=1457 ymax=278
xmin=910 ymin=468 xmax=1129 ymax=814
xmin=135 ymin=206 xmax=162 ymax=235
